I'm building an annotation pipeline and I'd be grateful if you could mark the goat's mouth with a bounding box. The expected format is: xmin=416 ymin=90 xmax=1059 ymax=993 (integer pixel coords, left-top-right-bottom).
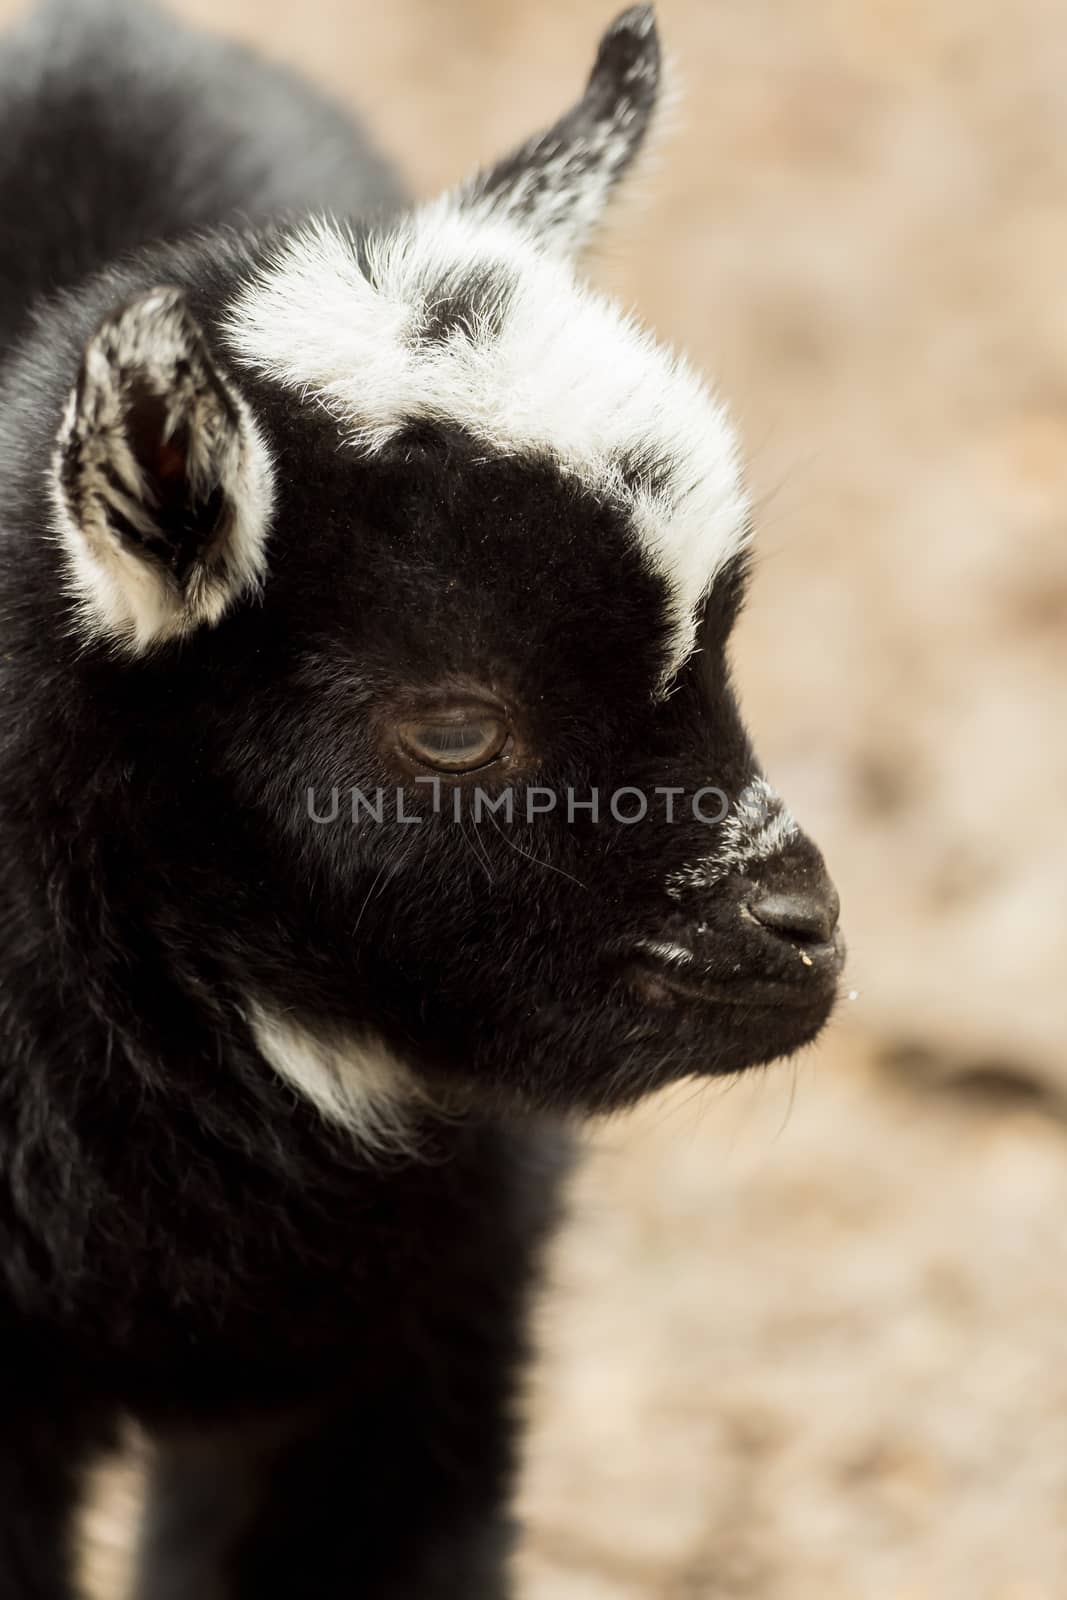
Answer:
xmin=627 ymin=962 xmax=829 ymax=1011
xmin=624 ymin=935 xmax=845 ymax=1016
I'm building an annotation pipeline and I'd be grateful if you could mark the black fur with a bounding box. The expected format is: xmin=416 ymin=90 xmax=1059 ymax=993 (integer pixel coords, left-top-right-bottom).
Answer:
xmin=0 ymin=4 xmax=842 ymax=1597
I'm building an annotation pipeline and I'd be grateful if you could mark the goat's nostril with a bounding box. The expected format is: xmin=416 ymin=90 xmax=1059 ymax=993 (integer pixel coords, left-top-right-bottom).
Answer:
xmin=748 ymin=886 xmax=840 ymax=946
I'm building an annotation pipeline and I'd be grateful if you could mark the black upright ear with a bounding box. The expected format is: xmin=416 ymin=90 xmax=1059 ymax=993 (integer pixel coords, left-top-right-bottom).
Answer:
xmin=52 ymin=287 xmax=274 ymax=651
xmin=454 ymin=4 xmax=663 ymax=255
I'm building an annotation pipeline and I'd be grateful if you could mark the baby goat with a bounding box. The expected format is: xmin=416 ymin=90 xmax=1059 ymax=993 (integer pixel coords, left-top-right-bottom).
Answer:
xmin=0 ymin=2 xmax=843 ymax=1596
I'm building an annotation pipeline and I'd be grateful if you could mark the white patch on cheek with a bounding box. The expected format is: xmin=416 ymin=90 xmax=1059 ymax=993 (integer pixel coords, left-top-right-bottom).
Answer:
xmin=666 ymin=777 xmax=800 ymax=900
xmin=245 ymin=1002 xmax=426 ymax=1159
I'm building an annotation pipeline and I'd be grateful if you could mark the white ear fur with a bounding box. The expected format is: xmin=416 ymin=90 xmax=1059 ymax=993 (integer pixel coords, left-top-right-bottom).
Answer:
xmin=453 ymin=4 xmax=664 ymax=256
xmin=50 ymin=287 xmax=274 ymax=652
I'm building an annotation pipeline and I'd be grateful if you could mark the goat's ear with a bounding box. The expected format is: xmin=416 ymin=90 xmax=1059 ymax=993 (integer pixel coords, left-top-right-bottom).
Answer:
xmin=453 ymin=4 xmax=663 ymax=256
xmin=52 ymin=287 xmax=274 ymax=652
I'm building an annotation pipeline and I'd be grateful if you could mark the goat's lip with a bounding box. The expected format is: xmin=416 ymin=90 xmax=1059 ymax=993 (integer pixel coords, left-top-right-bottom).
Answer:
xmin=625 ymin=947 xmax=838 ymax=1011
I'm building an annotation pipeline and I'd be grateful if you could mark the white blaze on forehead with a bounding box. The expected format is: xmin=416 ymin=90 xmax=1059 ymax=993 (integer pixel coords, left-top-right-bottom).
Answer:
xmin=223 ymin=207 xmax=750 ymax=685
xmin=667 ymin=778 xmax=800 ymax=899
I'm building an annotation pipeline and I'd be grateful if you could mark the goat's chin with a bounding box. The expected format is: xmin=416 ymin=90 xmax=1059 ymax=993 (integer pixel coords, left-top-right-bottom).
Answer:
xmin=612 ymin=979 xmax=837 ymax=1110
xmin=649 ymin=986 xmax=837 ymax=1069
xmin=393 ymin=953 xmax=841 ymax=1123
xmin=425 ymin=997 xmax=835 ymax=1124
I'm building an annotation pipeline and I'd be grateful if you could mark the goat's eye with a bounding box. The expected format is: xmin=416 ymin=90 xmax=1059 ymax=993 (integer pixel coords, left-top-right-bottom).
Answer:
xmin=397 ymin=715 xmax=509 ymax=774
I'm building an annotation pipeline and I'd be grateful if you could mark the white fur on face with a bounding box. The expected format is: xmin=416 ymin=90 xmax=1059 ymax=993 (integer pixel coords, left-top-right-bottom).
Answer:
xmin=223 ymin=208 xmax=750 ymax=687
xmin=666 ymin=778 xmax=800 ymax=900
xmin=50 ymin=288 xmax=275 ymax=653
xmin=246 ymin=1001 xmax=425 ymax=1158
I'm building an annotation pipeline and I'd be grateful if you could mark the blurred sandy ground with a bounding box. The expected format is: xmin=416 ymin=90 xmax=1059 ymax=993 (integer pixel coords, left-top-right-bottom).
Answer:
xmin=2 ymin=0 xmax=1059 ymax=1593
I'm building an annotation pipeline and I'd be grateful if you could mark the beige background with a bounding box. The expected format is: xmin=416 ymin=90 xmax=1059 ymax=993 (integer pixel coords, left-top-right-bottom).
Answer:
xmin=5 ymin=0 xmax=1065 ymax=1595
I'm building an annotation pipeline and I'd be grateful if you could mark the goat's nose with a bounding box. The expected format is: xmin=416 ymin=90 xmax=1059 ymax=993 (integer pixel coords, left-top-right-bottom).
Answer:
xmin=748 ymin=883 xmax=840 ymax=946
